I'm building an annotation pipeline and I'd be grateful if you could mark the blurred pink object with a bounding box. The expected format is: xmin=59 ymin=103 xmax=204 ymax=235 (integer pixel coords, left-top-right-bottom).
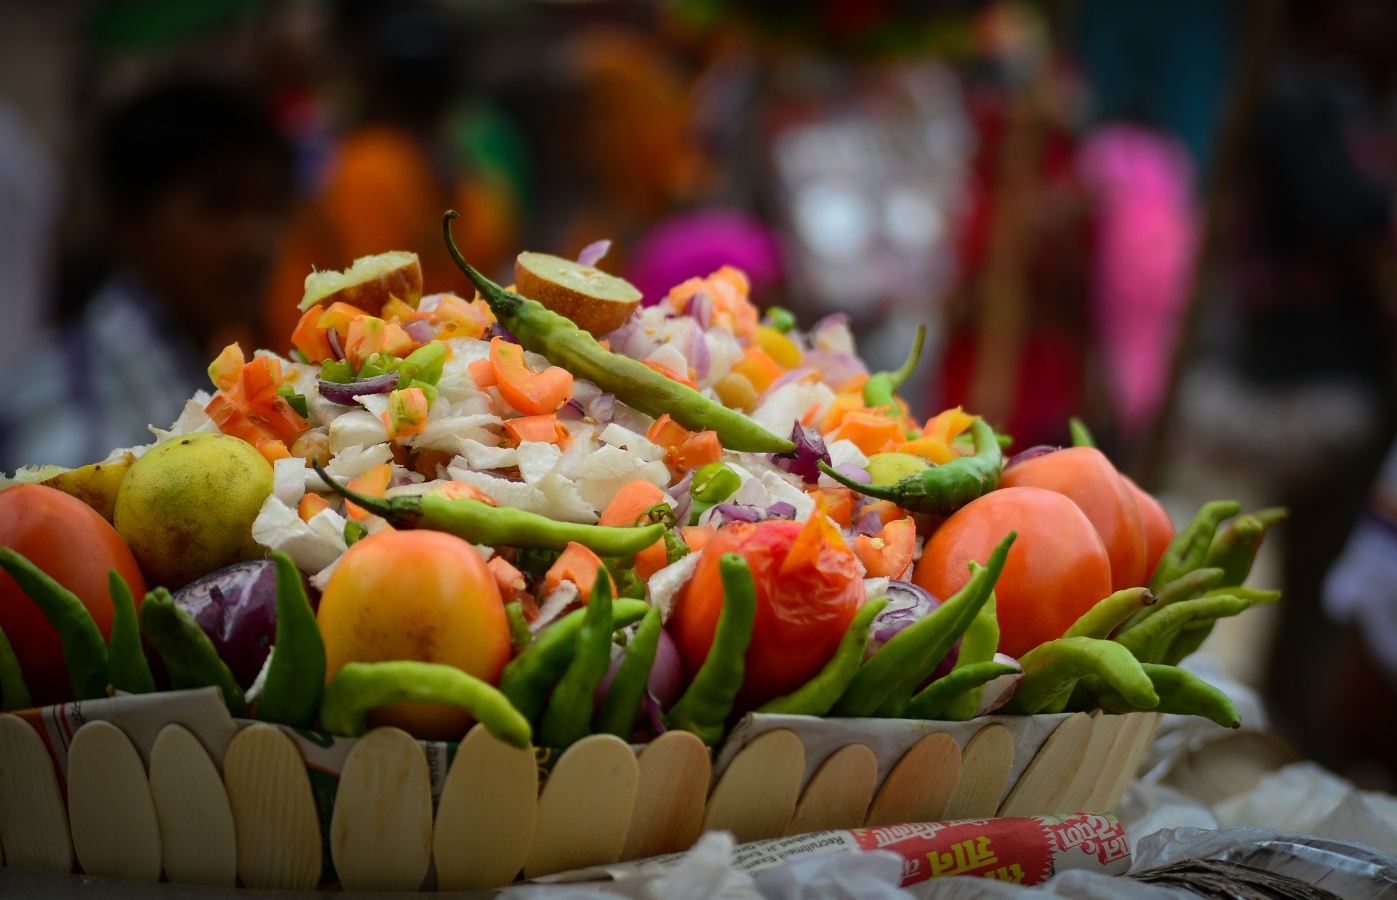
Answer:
xmin=626 ymin=208 xmax=784 ymax=305
xmin=1078 ymin=124 xmax=1198 ymax=436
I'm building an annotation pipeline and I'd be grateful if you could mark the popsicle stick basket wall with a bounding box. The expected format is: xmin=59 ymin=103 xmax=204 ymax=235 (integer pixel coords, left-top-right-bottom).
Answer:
xmin=0 ymin=690 xmax=1160 ymax=891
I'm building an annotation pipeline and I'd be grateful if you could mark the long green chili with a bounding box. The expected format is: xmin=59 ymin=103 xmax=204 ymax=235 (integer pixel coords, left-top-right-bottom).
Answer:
xmin=666 ymin=554 xmax=757 ymax=745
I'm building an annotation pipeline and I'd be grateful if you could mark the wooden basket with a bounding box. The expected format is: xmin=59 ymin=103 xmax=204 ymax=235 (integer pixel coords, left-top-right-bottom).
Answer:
xmin=0 ymin=701 xmax=1161 ymax=891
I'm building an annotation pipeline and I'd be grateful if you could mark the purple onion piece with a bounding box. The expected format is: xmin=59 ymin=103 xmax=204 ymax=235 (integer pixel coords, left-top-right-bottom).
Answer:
xmin=489 ymin=322 xmax=521 ymax=345
xmin=976 ymin=654 xmax=1023 ymax=716
xmin=733 ymin=477 xmax=766 ymax=507
xmin=681 ymin=322 xmax=712 ymax=381
xmin=763 ymin=367 xmax=817 ymax=396
xmin=854 ymin=510 xmax=882 ymax=536
xmin=594 ymin=629 xmax=682 ymax=733
xmin=318 ymin=372 xmax=401 ymax=406
xmin=1006 ymin=445 xmax=1062 ymax=469
xmin=670 ymin=468 xmax=697 ymax=524
xmin=577 ymin=239 xmax=612 ymax=267
xmin=588 ymin=392 xmax=617 ymax=424
xmin=572 ymin=380 xmax=602 ymax=408
xmin=770 ymin=422 xmax=830 ymax=485
xmin=404 ymin=319 xmax=435 ymax=345
xmin=801 ymin=349 xmax=867 ymax=389
xmin=835 ymin=463 xmax=872 ymax=484
xmin=864 ymin=580 xmax=963 ymax=680
xmin=640 ymin=691 xmax=668 ymax=735
xmin=683 ymin=291 xmax=714 ymax=330
xmin=326 ymin=328 xmax=344 ymax=362
xmin=713 ymin=503 xmax=763 ymax=524
xmin=558 ymin=399 xmax=586 ymax=421
xmin=766 ymin=501 xmax=797 ymax=520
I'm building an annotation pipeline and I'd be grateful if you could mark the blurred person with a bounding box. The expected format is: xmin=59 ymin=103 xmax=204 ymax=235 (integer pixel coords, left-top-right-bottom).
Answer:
xmin=260 ymin=0 xmax=519 ymax=349
xmin=0 ymin=80 xmax=293 ymax=471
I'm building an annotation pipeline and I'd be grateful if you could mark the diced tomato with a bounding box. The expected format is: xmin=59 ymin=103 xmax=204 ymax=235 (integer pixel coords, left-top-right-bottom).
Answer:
xmin=646 ymin=414 xmax=691 ymax=450
xmin=428 ymin=293 xmax=492 ymax=340
xmin=298 ymin=493 xmax=332 ymax=523
xmin=821 ymin=393 xmax=866 ymax=433
xmin=853 ymin=517 xmax=917 ymax=578
xmin=291 ymin=305 xmax=334 ymax=363
xmin=489 ymin=337 xmax=574 ymax=415
xmin=344 ymin=316 xmax=386 ymax=370
xmin=255 ymin=437 xmax=291 ymax=464
xmin=317 ymin=301 xmax=369 ymax=336
xmin=247 ymin=395 xmax=312 ymax=444
xmin=381 ymin=297 xmax=429 ymax=322
xmin=861 ymin=499 xmax=908 ymax=526
xmin=672 ymin=430 xmax=723 ymax=473
xmin=807 ymin=486 xmax=856 ymax=528
xmin=208 ymin=343 xmax=245 ymax=393
xmin=502 ymin=414 xmax=569 ymax=447
xmin=468 ymin=358 xmax=497 ymax=387
xmin=345 ymin=463 xmax=392 ymax=521
xmin=543 ymin=542 xmax=614 ymax=604
xmin=379 ymin=321 xmax=417 ymax=359
xmin=383 ymin=387 xmax=430 ymax=439
xmin=239 ymin=356 xmax=283 ymax=407
xmin=681 ymin=524 xmax=715 ymax=553
xmin=894 ymin=436 xmax=957 ymax=465
xmin=828 ymin=410 xmax=902 ymax=456
xmin=488 ymin=556 xmax=529 ymax=603
xmin=205 ymin=393 xmax=269 ymax=445
xmin=600 ymin=481 xmax=669 ymax=579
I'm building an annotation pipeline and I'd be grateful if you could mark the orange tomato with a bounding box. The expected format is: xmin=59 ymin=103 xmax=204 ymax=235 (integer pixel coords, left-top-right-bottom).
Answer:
xmin=317 ymin=530 xmax=509 ymax=740
xmin=999 ymin=447 xmax=1147 ymax=592
xmin=0 ymin=484 xmax=147 ymax=706
xmin=670 ymin=517 xmax=865 ymax=711
xmin=913 ymin=487 xmax=1112 ymax=659
xmin=489 ymin=336 xmax=574 ymax=415
xmin=1124 ymin=476 xmax=1175 ymax=580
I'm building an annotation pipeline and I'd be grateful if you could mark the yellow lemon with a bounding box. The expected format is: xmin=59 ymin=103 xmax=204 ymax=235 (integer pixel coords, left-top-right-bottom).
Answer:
xmin=114 ymin=433 xmax=273 ymax=590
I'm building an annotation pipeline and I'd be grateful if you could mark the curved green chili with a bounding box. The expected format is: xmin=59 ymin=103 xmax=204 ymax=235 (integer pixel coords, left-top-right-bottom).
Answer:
xmin=505 ymin=602 xmax=532 ymax=648
xmin=1003 ymin=636 xmax=1157 ymax=715
xmin=444 ymin=212 xmax=795 ymax=454
xmin=314 ymin=461 xmax=665 ymax=556
xmin=1063 ymin=587 xmax=1156 ymax=641
xmin=1205 ymin=509 xmax=1286 ymax=587
xmin=1148 ymin=500 xmax=1241 ymax=590
xmin=539 ymin=568 xmax=614 ymax=748
xmin=834 ymin=532 xmax=1013 ymax=718
xmin=1160 ymin=622 xmax=1214 ymax=667
xmin=139 ymin=588 xmax=248 ymax=718
xmin=1068 ymin=416 xmax=1096 ymax=449
xmin=499 ymin=597 xmax=651 ymax=724
xmin=863 ymin=325 xmax=925 ymax=418
xmin=818 ymin=418 xmax=1002 ymax=517
xmin=321 ymin=660 xmax=532 ymax=747
xmin=757 ymin=596 xmax=888 ymax=717
xmin=595 ymin=605 xmax=662 ymax=738
xmin=0 ymin=547 xmax=109 ymax=701
xmin=905 ymin=660 xmax=1021 ymax=720
xmin=107 ymin=571 xmax=154 ymax=695
xmin=1120 ymin=568 xmax=1224 ymax=633
xmin=1114 ymin=589 xmax=1279 ymax=664
xmin=0 ymin=622 xmax=32 ymax=711
xmin=254 ymin=553 xmax=326 ymax=728
xmin=1088 ymin=663 xmax=1240 ymax=728
xmin=666 ymin=554 xmax=757 ymax=745
xmin=940 ymin=592 xmax=1002 ymax=720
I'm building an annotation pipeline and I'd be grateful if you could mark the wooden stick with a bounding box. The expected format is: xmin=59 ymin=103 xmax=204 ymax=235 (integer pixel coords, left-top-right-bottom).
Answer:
xmin=523 ymin=734 xmax=639 ymax=879
xmin=331 ymin=727 xmax=433 ymax=892
xmin=223 ymin=723 xmax=322 ymax=891
xmin=1056 ymin=711 xmax=1127 ymax=814
xmin=149 ymin=724 xmax=237 ymax=887
xmin=865 ymin=732 xmax=960 ymax=827
xmin=786 ymin=743 xmax=878 ymax=835
xmin=0 ymin=713 xmax=72 ymax=873
xmin=434 ymin=723 xmax=538 ymax=891
xmin=944 ymin=723 xmax=1015 ymax=820
xmin=703 ymin=728 xmax=803 ymax=844
xmin=622 ymin=730 xmax=711 ymax=860
xmin=998 ymin=712 xmax=1094 ymax=817
xmin=67 ymin=721 xmax=162 ymax=881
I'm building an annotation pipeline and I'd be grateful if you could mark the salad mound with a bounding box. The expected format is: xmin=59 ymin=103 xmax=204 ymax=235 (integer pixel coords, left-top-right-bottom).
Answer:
xmin=0 ymin=231 xmax=1282 ymax=753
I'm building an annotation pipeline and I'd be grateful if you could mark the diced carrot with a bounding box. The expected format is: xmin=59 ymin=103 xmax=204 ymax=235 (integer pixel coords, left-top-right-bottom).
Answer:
xmin=383 ymin=387 xmax=430 ymax=439
xmin=207 ymin=343 xmax=246 ymax=393
xmin=239 ymin=356 xmax=283 ymax=407
xmin=489 ymin=337 xmax=574 ymax=415
xmin=781 ymin=502 xmax=851 ymax=577
xmin=379 ymin=321 xmax=417 ymax=359
xmin=821 ymin=393 xmax=866 ymax=434
xmin=433 ymin=481 xmax=496 ymax=505
xmin=255 ymin=437 xmax=291 ymax=465
xmin=800 ymin=402 xmax=823 ymax=426
xmin=836 ymin=372 xmax=870 ymax=394
xmin=665 ymin=277 xmax=707 ymax=315
xmin=643 ymin=360 xmax=699 ymax=390
xmin=923 ymin=406 xmax=977 ymax=446
xmin=488 ymin=556 xmax=529 ymax=604
xmin=806 ymin=486 xmax=856 ymax=528
xmin=853 ymin=517 xmax=916 ymax=578
xmin=298 ymin=493 xmax=331 ymax=523
xmin=345 ymin=463 xmax=392 ymax=521
xmin=205 ymin=393 xmax=271 ymax=445
xmin=828 ymin=410 xmax=902 ymax=456
xmin=730 ymin=346 xmax=785 ymax=394
xmin=291 ymin=305 xmax=335 ymax=363
xmin=601 ymin=481 xmax=669 ymax=579
xmin=543 ymin=542 xmax=615 ymax=604
xmin=344 ymin=316 xmax=386 ymax=370
xmin=468 ymin=357 xmax=497 ymax=387
xmin=681 ymin=524 xmax=715 ymax=553
xmin=502 ymin=414 xmax=569 ymax=447
xmin=316 ymin=301 xmax=370 ymax=336
xmin=646 ymin=414 xmax=691 ymax=451
xmin=246 ymin=394 xmax=312 ymax=444
xmin=672 ymin=430 xmax=723 ymax=473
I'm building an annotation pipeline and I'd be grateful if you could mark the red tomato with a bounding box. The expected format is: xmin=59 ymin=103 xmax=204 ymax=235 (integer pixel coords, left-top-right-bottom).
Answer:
xmin=670 ymin=517 xmax=866 ymax=711
xmin=0 ymin=484 xmax=147 ymax=706
xmin=1123 ymin=476 xmax=1175 ymax=579
xmin=317 ymin=529 xmax=509 ymax=741
xmin=913 ymin=487 xmax=1112 ymax=659
xmin=1000 ymin=447 xmax=1147 ymax=591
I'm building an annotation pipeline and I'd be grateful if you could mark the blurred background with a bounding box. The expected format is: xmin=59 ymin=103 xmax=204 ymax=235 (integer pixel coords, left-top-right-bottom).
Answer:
xmin=1 ymin=0 xmax=1396 ymax=787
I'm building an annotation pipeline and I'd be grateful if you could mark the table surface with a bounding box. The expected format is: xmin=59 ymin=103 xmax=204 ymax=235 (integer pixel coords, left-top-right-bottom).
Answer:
xmin=0 ymin=870 xmax=502 ymax=898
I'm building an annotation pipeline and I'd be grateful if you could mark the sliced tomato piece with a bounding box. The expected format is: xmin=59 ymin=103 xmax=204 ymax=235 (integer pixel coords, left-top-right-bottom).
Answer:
xmin=853 ymin=517 xmax=916 ymax=578
xmin=543 ymin=541 xmax=615 ymax=604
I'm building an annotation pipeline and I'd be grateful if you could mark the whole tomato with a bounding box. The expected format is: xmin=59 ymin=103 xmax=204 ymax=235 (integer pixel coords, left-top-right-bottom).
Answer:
xmin=0 ymin=484 xmax=147 ymax=706
xmin=670 ymin=516 xmax=865 ymax=712
xmin=913 ymin=487 xmax=1111 ymax=659
xmin=317 ymin=529 xmax=509 ymax=741
xmin=1123 ymin=476 xmax=1174 ymax=579
xmin=1000 ymin=447 xmax=1146 ymax=591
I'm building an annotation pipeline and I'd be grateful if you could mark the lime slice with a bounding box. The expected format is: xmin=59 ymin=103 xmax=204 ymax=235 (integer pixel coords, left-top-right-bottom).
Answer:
xmin=514 ymin=252 xmax=643 ymax=337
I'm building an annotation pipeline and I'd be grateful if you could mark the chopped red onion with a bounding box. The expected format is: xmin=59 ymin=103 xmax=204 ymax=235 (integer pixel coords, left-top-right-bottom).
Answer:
xmin=835 ymin=463 xmax=872 ymax=484
xmin=1006 ymin=445 xmax=1061 ymax=469
xmin=763 ymin=368 xmax=818 ymax=397
xmin=854 ymin=510 xmax=882 ymax=536
xmin=734 ymin=476 xmax=766 ymax=507
xmin=680 ymin=321 xmax=711 ymax=380
xmin=640 ymin=691 xmax=667 ymax=735
xmin=577 ymin=239 xmax=612 ymax=267
xmin=766 ymin=502 xmax=797 ymax=520
xmin=404 ymin=319 xmax=435 ymax=345
xmin=326 ymin=328 xmax=344 ymax=362
xmin=713 ymin=503 xmax=763 ymax=524
xmin=489 ymin=323 xmax=521 ymax=345
xmin=976 ymin=654 xmax=1023 ymax=716
xmin=318 ymin=372 xmax=400 ymax=406
xmin=587 ymin=392 xmax=617 ymax=424
xmin=801 ymin=349 xmax=867 ymax=388
xmin=770 ymin=422 xmax=830 ymax=485
xmin=573 ymin=380 xmax=602 ymax=408
xmin=683 ymin=291 xmax=713 ymax=330
xmin=865 ymin=581 xmax=960 ymax=683
xmin=558 ymin=399 xmax=586 ymax=421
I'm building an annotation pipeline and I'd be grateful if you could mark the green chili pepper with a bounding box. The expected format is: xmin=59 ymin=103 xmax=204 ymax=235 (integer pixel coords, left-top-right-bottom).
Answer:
xmin=834 ymin=533 xmax=1013 ymax=718
xmin=1087 ymin=663 xmax=1240 ymax=729
xmin=1148 ymin=500 xmax=1241 ymax=590
xmin=320 ymin=660 xmax=532 ymax=748
xmin=139 ymin=588 xmax=248 ymax=717
xmin=764 ymin=306 xmax=797 ymax=334
xmin=1205 ymin=508 xmax=1286 ymax=587
xmin=315 ymin=460 xmax=665 ymax=556
xmin=595 ymin=606 xmax=663 ymax=738
xmin=1120 ymin=568 xmax=1224 ymax=633
xmin=863 ymin=325 xmax=925 ymax=418
xmin=666 ymin=554 xmax=757 ymax=745
xmin=818 ymin=418 xmax=1002 ymax=517
xmin=1068 ymin=416 xmax=1096 ymax=448
xmin=1159 ymin=622 xmax=1213 ymax=667
xmin=107 ymin=571 xmax=154 ymax=695
xmin=1114 ymin=589 xmax=1280 ymax=665
xmin=1003 ymin=636 xmax=1157 ymax=715
xmin=254 ymin=553 xmax=326 ymax=728
xmin=687 ymin=462 xmax=742 ymax=524
xmin=275 ymin=384 xmax=310 ymax=418
xmin=0 ymin=623 xmax=32 ymax=711
xmin=0 ymin=547 xmax=109 ymax=701
xmin=940 ymin=593 xmax=1002 ymax=720
xmin=505 ymin=602 xmax=532 ymax=648
xmin=757 ymin=596 xmax=888 ymax=717
xmin=539 ymin=569 xmax=614 ymax=748
xmin=904 ymin=660 xmax=1021 ymax=720
xmin=320 ymin=359 xmax=354 ymax=383
xmin=499 ymin=597 xmax=652 ymax=724
xmin=444 ymin=212 xmax=795 ymax=454
xmin=1063 ymin=587 xmax=1156 ymax=641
